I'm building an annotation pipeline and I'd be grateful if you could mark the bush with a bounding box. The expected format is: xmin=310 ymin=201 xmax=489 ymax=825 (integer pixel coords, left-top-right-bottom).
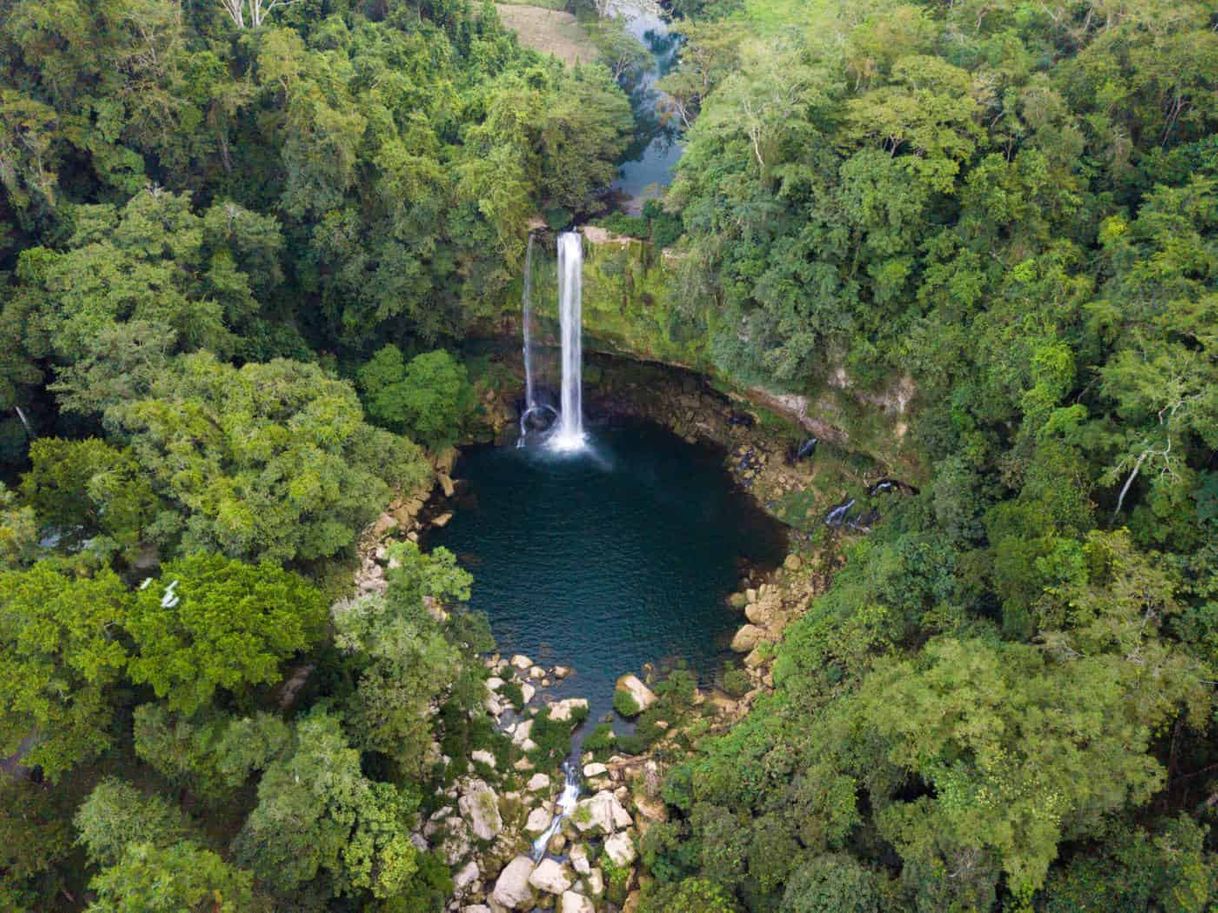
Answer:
xmin=358 ymin=346 xmax=474 ymax=449
xmin=722 ymin=663 xmax=750 ymax=699
xmin=613 ymin=688 xmax=642 ymax=718
xmin=500 ymin=680 xmax=525 ymax=711
xmin=583 ymin=722 xmax=617 ymax=755
xmin=528 ymin=710 xmax=574 ymax=765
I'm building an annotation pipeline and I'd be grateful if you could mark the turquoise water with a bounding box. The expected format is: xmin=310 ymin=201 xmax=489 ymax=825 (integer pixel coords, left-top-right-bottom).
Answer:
xmin=428 ymin=420 xmax=787 ymax=719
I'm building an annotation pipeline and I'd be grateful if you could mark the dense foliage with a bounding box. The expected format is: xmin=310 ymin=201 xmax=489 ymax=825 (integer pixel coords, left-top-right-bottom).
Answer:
xmin=639 ymin=0 xmax=1218 ymax=910
xmin=3 ymin=0 xmax=1218 ymax=909
xmin=0 ymin=0 xmax=631 ymax=908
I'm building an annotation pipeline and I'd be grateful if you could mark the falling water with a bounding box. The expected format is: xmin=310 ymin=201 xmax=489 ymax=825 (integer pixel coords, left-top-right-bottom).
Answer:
xmin=551 ymin=231 xmax=585 ymax=451
xmin=531 ymin=760 xmax=582 ymax=860
xmin=521 ymin=234 xmax=537 ymax=412
xmin=518 ymin=235 xmax=542 ymax=447
xmin=13 ymin=405 xmax=33 ymax=438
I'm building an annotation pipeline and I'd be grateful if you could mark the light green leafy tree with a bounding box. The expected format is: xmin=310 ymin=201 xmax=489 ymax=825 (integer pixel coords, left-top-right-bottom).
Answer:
xmin=126 ymin=552 xmax=326 ymax=714
xmin=0 ymin=562 xmax=130 ymax=779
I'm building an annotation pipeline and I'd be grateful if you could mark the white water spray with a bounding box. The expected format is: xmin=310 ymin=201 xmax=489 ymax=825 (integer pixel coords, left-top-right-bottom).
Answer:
xmin=551 ymin=231 xmax=585 ymax=451
xmin=531 ymin=760 xmax=582 ymax=860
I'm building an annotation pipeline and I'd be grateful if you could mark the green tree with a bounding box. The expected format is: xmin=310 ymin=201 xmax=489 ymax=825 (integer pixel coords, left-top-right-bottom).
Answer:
xmin=21 ymin=438 xmax=158 ymax=557
xmin=0 ymin=562 xmax=130 ymax=779
xmin=126 ymin=553 xmax=326 ymax=713
xmin=333 ymin=542 xmax=473 ymax=776
xmin=232 ymin=708 xmax=420 ymax=899
xmin=358 ymin=346 xmax=474 ymax=449
xmin=112 ymin=352 xmax=428 ymax=562
xmin=87 ymin=842 xmax=258 ymax=913
xmin=74 ymin=779 xmax=190 ymax=867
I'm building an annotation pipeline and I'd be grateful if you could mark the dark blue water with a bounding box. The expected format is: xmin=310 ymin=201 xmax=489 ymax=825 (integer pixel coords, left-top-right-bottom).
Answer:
xmin=429 ymin=420 xmax=787 ymax=719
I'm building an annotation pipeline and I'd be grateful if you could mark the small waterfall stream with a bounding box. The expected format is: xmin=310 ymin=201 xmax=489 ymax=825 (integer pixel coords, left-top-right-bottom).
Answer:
xmin=521 ymin=234 xmax=537 ymax=413
xmin=531 ymin=760 xmax=582 ymax=860
xmin=552 ymin=231 xmax=585 ymax=451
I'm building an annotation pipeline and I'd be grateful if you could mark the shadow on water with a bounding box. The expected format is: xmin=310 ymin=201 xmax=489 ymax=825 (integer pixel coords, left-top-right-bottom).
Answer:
xmin=425 ymin=418 xmax=788 ymax=721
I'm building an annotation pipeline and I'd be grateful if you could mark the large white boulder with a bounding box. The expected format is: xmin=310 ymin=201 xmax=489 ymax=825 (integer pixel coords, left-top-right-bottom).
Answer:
xmin=510 ymin=654 xmax=533 ymax=670
xmin=561 ymin=891 xmax=596 ymax=913
xmin=526 ymin=772 xmax=551 ymax=792
xmin=491 ymin=856 xmax=536 ymax=909
xmin=614 ymin=675 xmax=657 ymax=713
xmin=582 ymin=762 xmax=607 ymax=778
xmin=525 ymin=805 xmax=554 ymax=835
xmin=548 ymin=698 xmax=589 ymax=723
xmin=569 ymin=843 xmax=591 ymax=875
xmin=458 ymin=780 xmax=502 ymax=841
xmin=528 ymin=858 xmax=573 ymax=895
xmin=511 ymin=719 xmax=534 ymax=747
xmin=604 ymin=831 xmax=637 ymax=867
xmin=572 ymin=790 xmax=633 ymax=834
xmin=453 ymin=860 xmax=480 ymax=894
xmin=471 ymin=749 xmax=496 ymax=769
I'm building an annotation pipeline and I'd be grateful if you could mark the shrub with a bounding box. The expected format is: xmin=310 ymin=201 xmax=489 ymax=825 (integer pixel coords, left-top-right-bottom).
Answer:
xmin=722 ymin=663 xmax=750 ymax=699
xmin=613 ymin=688 xmax=641 ymax=718
xmin=583 ymin=722 xmax=617 ymax=755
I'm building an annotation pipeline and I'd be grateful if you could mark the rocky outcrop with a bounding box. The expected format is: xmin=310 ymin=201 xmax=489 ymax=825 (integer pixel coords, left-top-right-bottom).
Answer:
xmin=562 ymin=890 xmax=596 ymax=913
xmin=604 ymin=831 xmax=637 ymax=867
xmin=573 ymin=791 xmax=633 ymax=835
xmin=458 ymin=780 xmax=503 ymax=841
xmin=492 ymin=856 xmax=536 ymax=910
xmin=548 ymin=697 xmax=589 ymax=722
xmin=529 ymin=858 xmax=574 ymax=895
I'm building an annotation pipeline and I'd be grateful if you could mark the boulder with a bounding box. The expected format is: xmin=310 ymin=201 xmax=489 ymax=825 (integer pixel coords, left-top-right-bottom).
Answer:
xmin=528 ymin=666 xmax=546 ymax=680
xmin=585 ymin=867 xmax=604 ymax=896
xmin=491 ymin=856 xmax=536 ymax=910
xmin=554 ymin=665 xmax=571 ymax=679
xmin=604 ymin=831 xmax=637 ymax=867
xmin=573 ymin=790 xmax=633 ymax=834
xmin=439 ymin=816 xmax=471 ymax=865
xmin=526 ymin=772 xmax=551 ymax=792
xmin=471 ymin=749 xmax=496 ymax=769
xmin=432 ymin=512 xmax=453 ymax=528
xmin=525 ymin=806 xmax=554 ymax=836
xmin=582 ymin=762 xmax=607 ymax=778
xmin=370 ymin=512 xmax=398 ymax=538
xmin=569 ymin=843 xmax=591 ymax=875
xmin=528 ymin=859 xmax=573 ymax=895
xmin=511 ymin=719 xmax=534 ymax=747
xmin=561 ymin=891 xmax=595 ymax=913
xmin=730 ymin=624 xmax=767 ymax=653
xmin=614 ymin=675 xmax=657 ymax=712
xmin=510 ymin=654 xmax=533 ymax=670
xmin=784 ymin=553 xmax=803 ymax=571
xmin=453 ymin=860 xmax=480 ymax=894
xmin=439 ymin=473 xmax=455 ymax=497
xmin=549 ymin=698 xmax=589 ymax=723
xmin=633 ymin=794 xmax=668 ymax=823
xmin=521 ymin=682 xmax=536 ymax=704
xmin=462 ymin=906 xmax=492 ymax=913
xmin=458 ymin=781 xmax=503 ymax=841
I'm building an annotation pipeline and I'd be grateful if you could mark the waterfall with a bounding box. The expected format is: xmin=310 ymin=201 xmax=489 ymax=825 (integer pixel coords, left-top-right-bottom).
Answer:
xmin=13 ymin=405 xmax=33 ymax=438
xmin=552 ymin=231 xmax=585 ymax=451
xmin=518 ymin=235 xmax=540 ymax=447
xmin=522 ymin=234 xmax=537 ymax=412
xmin=531 ymin=760 xmax=582 ymax=860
